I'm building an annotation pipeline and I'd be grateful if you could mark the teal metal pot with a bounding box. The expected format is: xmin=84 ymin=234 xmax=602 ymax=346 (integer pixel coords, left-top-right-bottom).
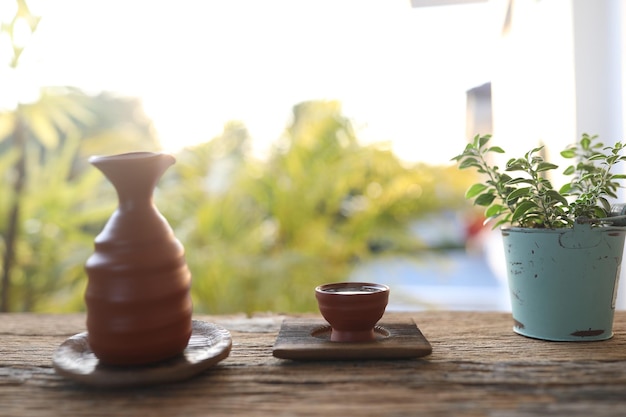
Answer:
xmin=502 ymin=223 xmax=626 ymax=341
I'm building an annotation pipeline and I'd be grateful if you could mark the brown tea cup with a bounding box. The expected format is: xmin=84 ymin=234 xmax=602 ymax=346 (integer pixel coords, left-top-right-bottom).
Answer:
xmin=315 ymin=282 xmax=390 ymax=342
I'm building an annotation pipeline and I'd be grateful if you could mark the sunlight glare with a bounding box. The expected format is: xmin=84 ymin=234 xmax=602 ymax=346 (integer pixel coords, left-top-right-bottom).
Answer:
xmin=15 ymin=0 xmax=499 ymax=163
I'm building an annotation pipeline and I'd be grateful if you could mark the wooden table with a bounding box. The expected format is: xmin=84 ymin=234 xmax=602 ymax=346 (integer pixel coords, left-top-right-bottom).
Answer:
xmin=2 ymin=311 xmax=626 ymax=416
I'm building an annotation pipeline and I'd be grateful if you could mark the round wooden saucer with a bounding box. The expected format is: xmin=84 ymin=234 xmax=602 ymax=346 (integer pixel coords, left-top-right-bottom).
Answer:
xmin=52 ymin=320 xmax=232 ymax=388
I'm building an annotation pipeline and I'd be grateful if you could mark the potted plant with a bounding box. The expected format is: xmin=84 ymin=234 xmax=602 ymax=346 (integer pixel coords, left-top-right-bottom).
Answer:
xmin=453 ymin=133 xmax=626 ymax=341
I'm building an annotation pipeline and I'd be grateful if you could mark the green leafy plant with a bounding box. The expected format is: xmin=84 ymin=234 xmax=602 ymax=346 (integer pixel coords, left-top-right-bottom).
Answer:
xmin=452 ymin=133 xmax=626 ymax=229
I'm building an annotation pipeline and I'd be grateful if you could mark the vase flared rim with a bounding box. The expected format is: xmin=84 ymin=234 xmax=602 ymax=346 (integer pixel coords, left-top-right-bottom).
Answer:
xmin=89 ymin=152 xmax=172 ymax=164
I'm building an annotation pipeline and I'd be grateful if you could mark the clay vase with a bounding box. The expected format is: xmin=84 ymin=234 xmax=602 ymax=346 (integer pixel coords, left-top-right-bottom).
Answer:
xmin=315 ymin=282 xmax=389 ymax=342
xmin=85 ymin=152 xmax=192 ymax=366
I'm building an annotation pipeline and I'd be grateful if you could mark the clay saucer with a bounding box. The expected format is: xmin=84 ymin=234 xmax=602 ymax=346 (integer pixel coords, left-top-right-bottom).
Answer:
xmin=52 ymin=320 xmax=231 ymax=388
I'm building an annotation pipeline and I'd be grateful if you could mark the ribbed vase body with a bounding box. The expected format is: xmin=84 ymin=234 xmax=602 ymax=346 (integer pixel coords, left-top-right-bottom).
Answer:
xmin=85 ymin=152 xmax=192 ymax=365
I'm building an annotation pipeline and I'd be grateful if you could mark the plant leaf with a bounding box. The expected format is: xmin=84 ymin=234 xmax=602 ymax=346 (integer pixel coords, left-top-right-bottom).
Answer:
xmin=506 ymin=187 xmax=531 ymax=202
xmin=581 ymin=135 xmax=591 ymax=149
xmin=536 ymin=162 xmax=559 ymax=172
xmin=563 ymin=165 xmax=575 ymax=175
xmin=478 ymin=135 xmax=491 ymax=148
xmin=545 ymin=190 xmax=568 ymax=206
xmin=485 ymin=204 xmax=506 ymax=218
xmin=559 ymin=183 xmax=572 ymax=194
xmin=459 ymin=158 xmax=480 ymax=169
xmin=475 ymin=193 xmax=496 ymax=206
xmin=465 ymin=183 xmax=488 ymax=199
xmin=511 ymin=200 xmax=539 ymax=223
xmin=506 ymin=178 xmax=534 ymax=185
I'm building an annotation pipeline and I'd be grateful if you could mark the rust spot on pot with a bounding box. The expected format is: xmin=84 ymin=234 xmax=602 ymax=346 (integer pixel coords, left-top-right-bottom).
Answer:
xmin=502 ymin=231 xmax=510 ymax=236
xmin=513 ymin=319 xmax=525 ymax=329
xmin=511 ymin=290 xmax=522 ymax=302
xmin=609 ymin=232 xmax=620 ymax=236
xmin=570 ymin=328 xmax=605 ymax=337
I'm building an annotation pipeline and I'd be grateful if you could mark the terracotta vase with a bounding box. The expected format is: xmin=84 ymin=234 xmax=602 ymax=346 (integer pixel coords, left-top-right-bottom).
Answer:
xmin=85 ymin=152 xmax=192 ymax=366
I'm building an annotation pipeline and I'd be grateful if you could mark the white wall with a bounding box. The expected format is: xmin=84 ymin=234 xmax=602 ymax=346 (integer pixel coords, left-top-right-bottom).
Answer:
xmin=491 ymin=0 xmax=577 ymax=173
xmin=572 ymin=0 xmax=624 ymax=145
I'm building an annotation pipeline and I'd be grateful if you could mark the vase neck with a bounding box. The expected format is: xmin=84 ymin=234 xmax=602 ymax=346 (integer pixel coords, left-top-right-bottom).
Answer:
xmin=90 ymin=152 xmax=175 ymax=209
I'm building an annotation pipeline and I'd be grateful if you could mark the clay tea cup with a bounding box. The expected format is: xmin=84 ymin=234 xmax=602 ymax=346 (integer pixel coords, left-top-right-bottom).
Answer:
xmin=315 ymin=282 xmax=389 ymax=342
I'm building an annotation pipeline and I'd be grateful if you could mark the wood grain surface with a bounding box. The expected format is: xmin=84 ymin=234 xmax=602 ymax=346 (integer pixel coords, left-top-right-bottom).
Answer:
xmin=2 ymin=311 xmax=626 ymax=417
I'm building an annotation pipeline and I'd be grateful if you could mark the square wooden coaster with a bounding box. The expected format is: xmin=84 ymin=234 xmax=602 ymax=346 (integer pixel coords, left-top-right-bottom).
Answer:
xmin=272 ymin=318 xmax=432 ymax=360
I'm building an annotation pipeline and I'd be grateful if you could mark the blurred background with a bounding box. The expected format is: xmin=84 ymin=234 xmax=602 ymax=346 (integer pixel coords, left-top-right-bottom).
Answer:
xmin=1 ymin=0 xmax=624 ymax=314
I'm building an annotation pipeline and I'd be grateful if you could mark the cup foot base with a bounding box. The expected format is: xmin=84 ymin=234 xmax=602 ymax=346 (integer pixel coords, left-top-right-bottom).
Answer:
xmin=330 ymin=329 xmax=376 ymax=342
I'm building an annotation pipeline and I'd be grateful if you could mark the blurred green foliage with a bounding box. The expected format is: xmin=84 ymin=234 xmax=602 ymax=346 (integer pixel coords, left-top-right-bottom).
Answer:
xmin=0 ymin=91 xmax=476 ymax=314
xmin=0 ymin=91 xmax=160 ymax=312
xmin=0 ymin=0 xmax=159 ymax=311
xmin=159 ymin=101 xmax=475 ymax=314
xmin=1 ymin=0 xmax=477 ymax=314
